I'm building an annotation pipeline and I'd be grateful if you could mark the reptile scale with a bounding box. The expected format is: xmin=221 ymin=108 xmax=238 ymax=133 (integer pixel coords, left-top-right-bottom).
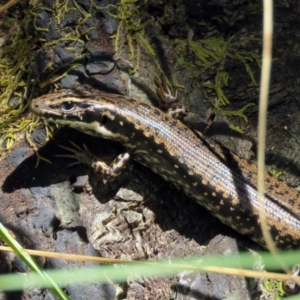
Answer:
xmin=30 ymin=82 xmax=300 ymax=249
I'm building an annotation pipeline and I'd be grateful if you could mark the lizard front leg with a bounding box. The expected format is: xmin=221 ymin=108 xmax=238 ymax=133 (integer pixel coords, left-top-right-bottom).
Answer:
xmin=57 ymin=141 xmax=131 ymax=181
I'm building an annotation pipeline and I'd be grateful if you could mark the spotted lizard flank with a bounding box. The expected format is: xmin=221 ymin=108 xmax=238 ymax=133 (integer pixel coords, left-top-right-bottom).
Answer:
xmin=30 ymin=82 xmax=300 ymax=249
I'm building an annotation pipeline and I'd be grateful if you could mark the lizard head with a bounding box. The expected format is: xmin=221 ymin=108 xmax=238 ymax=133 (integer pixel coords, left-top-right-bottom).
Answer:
xmin=30 ymin=89 xmax=131 ymax=143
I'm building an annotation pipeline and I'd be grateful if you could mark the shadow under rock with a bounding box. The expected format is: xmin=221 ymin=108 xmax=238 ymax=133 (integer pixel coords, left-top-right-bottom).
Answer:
xmin=2 ymin=128 xmax=124 ymax=194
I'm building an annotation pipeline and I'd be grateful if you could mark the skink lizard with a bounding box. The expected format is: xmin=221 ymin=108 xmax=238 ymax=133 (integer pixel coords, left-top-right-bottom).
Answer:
xmin=29 ymin=82 xmax=300 ymax=249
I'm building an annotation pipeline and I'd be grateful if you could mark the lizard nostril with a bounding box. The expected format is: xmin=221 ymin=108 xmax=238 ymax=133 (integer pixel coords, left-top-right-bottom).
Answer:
xmin=102 ymin=116 xmax=108 ymax=124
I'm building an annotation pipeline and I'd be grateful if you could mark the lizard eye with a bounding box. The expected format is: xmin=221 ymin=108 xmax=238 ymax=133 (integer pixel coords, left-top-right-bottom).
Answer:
xmin=60 ymin=101 xmax=75 ymax=112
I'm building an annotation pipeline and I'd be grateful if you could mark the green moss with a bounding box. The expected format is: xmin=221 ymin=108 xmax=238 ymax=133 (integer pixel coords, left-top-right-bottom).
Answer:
xmin=105 ymin=0 xmax=158 ymax=73
xmin=0 ymin=12 xmax=34 ymax=159
xmin=0 ymin=0 xmax=97 ymax=161
xmin=104 ymin=1 xmax=261 ymax=131
xmin=174 ymin=34 xmax=261 ymax=132
xmin=269 ymin=167 xmax=283 ymax=178
xmin=103 ymin=1 xmax=261 ymax=131
xmin=263 ymin=278 xmax=285 ymax=300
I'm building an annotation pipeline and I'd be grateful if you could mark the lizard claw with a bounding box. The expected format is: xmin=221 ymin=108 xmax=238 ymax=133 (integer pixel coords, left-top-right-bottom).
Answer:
xmin=154 ymin=74 xmax=178 ymax=109
xmin=55 ymin=141 xmax=96 ymax=167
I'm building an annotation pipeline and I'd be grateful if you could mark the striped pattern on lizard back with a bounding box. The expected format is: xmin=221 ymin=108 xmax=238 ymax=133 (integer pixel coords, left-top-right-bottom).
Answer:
xmin=29 ymin=89 xmax=300 ymax=249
